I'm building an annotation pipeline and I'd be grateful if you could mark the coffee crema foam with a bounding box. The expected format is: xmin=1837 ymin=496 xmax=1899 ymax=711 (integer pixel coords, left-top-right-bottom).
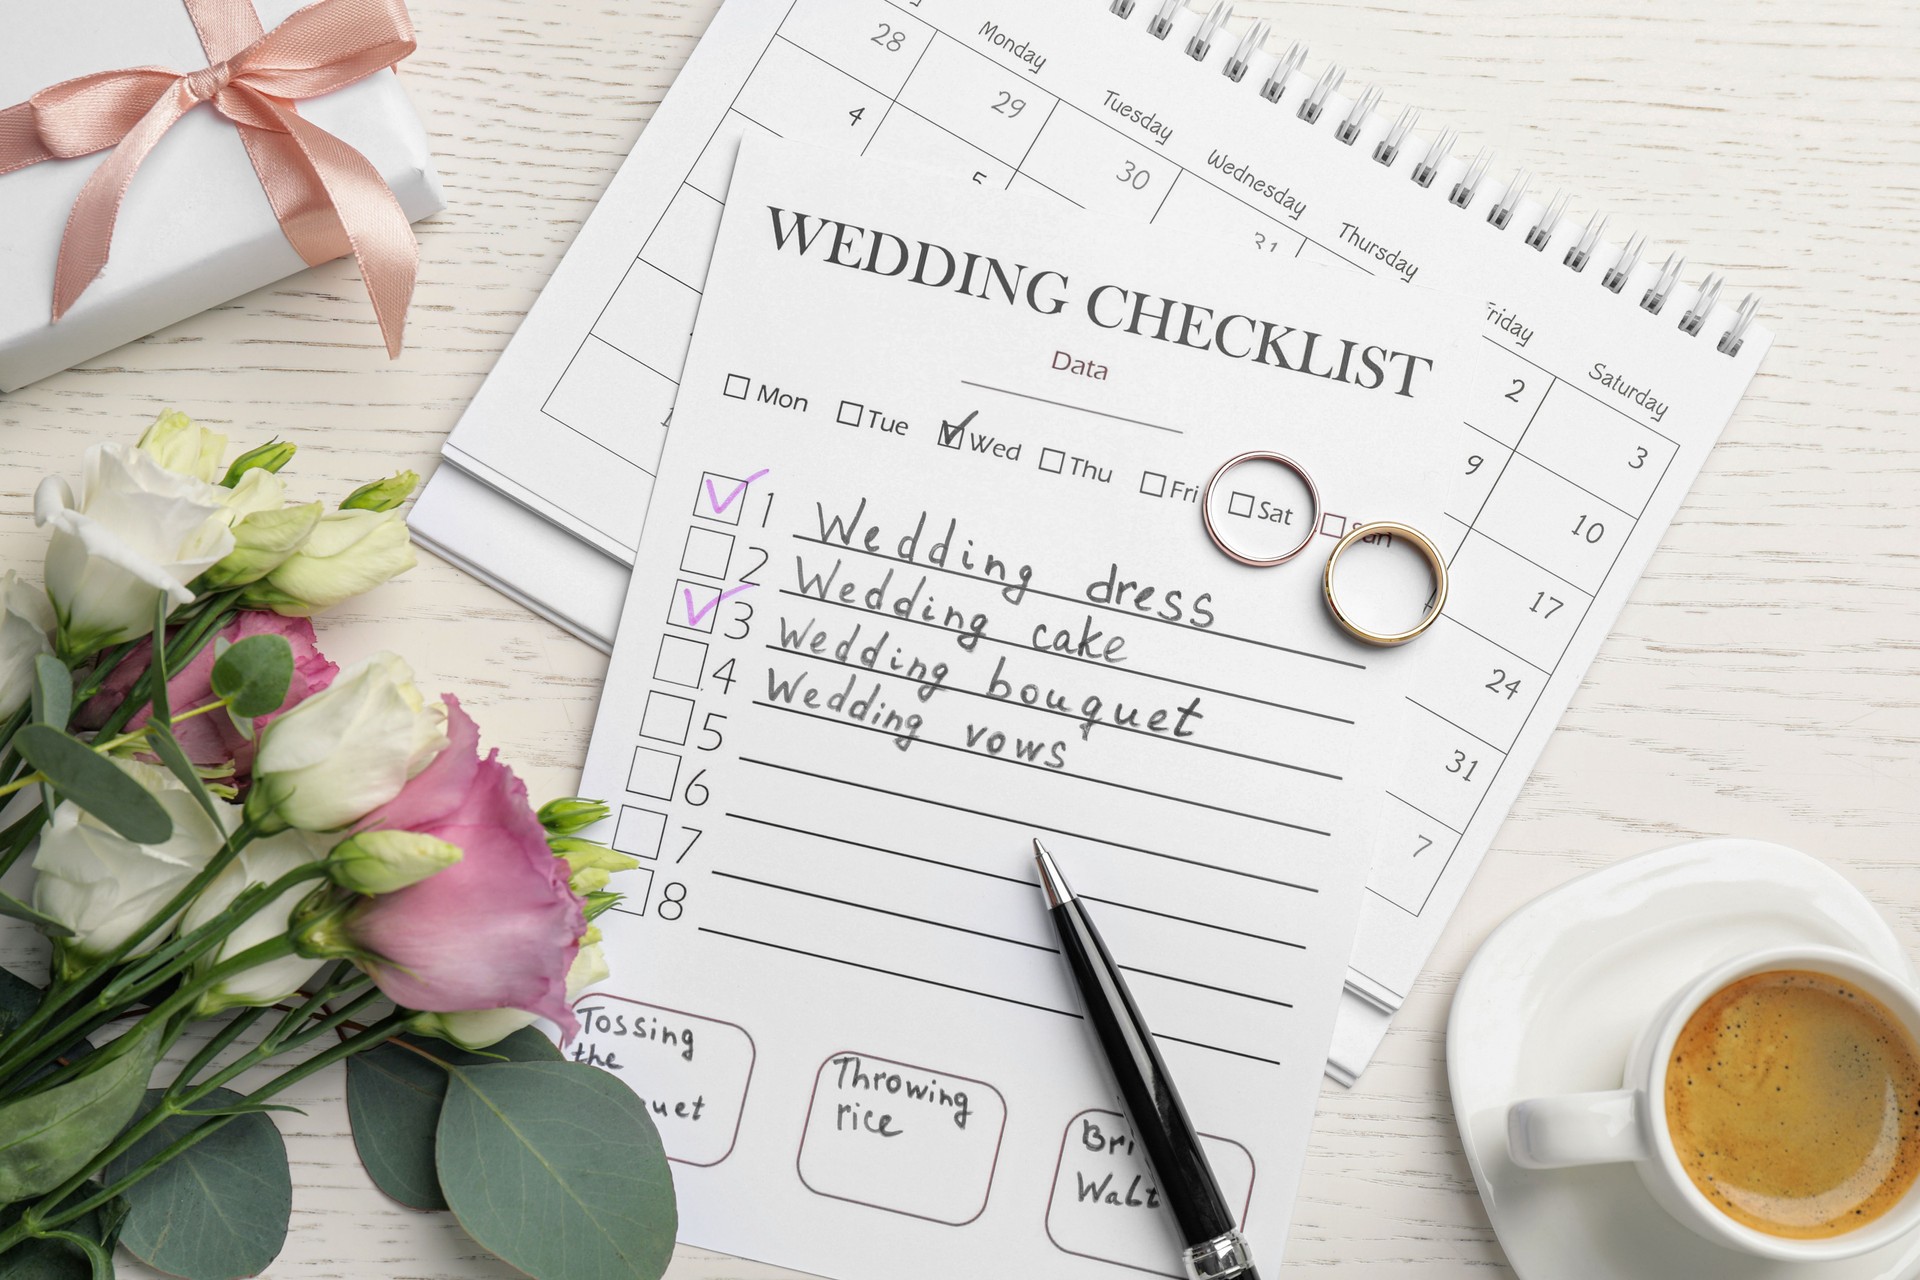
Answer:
xmin=1665 ymin=969 xmax=1920 ymax=1239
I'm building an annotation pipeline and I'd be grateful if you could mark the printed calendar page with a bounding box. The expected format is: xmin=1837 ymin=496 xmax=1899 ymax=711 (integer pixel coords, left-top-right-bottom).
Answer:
xmin=410 ymin=0 xmax=1772 ymax=1078
xmin=568 ymin=135 xmax=1485 ymax=1278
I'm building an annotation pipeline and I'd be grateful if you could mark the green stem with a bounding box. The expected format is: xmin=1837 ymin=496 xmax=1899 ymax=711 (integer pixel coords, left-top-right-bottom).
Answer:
xmin=0 ymin=770 xmax=47 ymax=800
xmin=0 ymin=928 xmax=294 ymax=1095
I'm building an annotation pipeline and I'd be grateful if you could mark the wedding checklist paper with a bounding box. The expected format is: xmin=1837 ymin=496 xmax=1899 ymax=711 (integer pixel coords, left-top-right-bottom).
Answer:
xmin=410 ymin=0 xmax=1773 ymax=1080
xmin=568 ymin=134 xmax=1479 ymax=1279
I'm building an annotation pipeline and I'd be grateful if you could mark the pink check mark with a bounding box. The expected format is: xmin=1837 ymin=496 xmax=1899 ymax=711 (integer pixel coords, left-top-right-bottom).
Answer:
xmin=703 ymin=469 xmax=770 ymax=516
xmin=684 ymin=581 xmax=756 ymax=628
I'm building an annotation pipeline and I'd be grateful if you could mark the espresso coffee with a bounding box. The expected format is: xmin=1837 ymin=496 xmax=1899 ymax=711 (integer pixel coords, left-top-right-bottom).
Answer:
xmin=1665 ymin=969 xmax=1920 ymax=1238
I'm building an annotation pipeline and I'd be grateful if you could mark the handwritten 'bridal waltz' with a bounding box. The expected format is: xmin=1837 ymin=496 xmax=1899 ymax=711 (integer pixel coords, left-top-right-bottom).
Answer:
xmin=0 ymin=413 xmax=676 ymax=1280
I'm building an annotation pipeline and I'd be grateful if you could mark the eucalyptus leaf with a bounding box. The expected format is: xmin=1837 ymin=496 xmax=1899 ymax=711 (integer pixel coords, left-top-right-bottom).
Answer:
xmin=11 ymin=727 xmax=171 ymax=846
xmin=347 ymin=1029 xmax=562 ymax=1211
xmin=0 ymin=1023 xmax=161 ymax=1202
xmin=0 ymin=1198 xmax=125 ymax=1280
xmin=106 ymin=1087 xmax=290 ymax=1280
xmin=0 ymin=967 xmax=90 ymax=1079
xmin=30 ymin=657 xmax=71 ymax=733
xmin=208 ymin=635 xmax=292 ymax=719
xmin=437 ymin=1061 xmax=676 ymax=1280
xmin=0 ymin=894 xmax=72 ymax=939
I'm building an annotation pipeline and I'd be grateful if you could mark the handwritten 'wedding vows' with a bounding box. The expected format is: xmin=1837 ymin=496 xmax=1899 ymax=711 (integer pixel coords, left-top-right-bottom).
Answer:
xmin=572 ymin=137 xmax=1482 ymax=1279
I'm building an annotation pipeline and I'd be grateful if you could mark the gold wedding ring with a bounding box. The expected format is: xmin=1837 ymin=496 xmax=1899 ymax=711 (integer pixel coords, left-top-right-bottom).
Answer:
xmin=1201 ymin=451 xmax=1320 ymax=567
xmin=1322 ymin=521 xmax=1449 ymax=646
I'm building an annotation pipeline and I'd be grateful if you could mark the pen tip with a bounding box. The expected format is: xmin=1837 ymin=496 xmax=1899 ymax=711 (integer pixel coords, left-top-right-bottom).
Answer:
xmin=1033 ymin=839 xmax=1074 ymax=908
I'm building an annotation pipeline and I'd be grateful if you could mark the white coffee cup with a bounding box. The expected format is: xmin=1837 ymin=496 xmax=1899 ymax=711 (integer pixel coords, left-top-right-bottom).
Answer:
xmin=1506 ymin=944 xmax=1920 ymax=1262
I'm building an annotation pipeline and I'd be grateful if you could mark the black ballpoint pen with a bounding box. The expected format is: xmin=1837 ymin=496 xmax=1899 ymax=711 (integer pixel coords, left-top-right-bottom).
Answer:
xmin=1034 ymin=839 xmax=1260 ymax=1280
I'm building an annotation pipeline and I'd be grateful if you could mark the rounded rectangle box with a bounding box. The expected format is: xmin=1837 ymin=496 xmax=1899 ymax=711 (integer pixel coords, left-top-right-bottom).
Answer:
xmin=1045 ymin=1108 xmax=1254 ymax=1277
xmin=797 ymin=1051 xmax=1008 ymax=1226
xmin=569 ymin=994 xmax=756 ymax=1166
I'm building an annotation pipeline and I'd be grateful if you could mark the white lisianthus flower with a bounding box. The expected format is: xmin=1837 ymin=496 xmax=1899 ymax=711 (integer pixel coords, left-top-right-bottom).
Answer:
xmin=33 ymin=444 xmax=234 ymax=655
xmin=136 ymin=409 xmax=228 ymax=483
xmin=32 ymin=761 xmax=231 ymax=966
xmin=179 ymin=828 xmax=333 ymax=1012
xmin=409 ymin=940 xmax=610 ymax=1052
xmin=199 ymin=469 xmax=324 ymax=590
xmin=240 ymin=509 xmax=415 ymax=617
xmin=0 ymin=571 xmax=57 ymax=719
xmin=247 ymin=653 xmax=448 ymax=833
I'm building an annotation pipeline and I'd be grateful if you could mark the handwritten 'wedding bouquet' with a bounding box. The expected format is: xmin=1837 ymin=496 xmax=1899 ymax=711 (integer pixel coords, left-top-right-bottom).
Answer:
xmin=0 ymin=414 xmax=675 ymax=1280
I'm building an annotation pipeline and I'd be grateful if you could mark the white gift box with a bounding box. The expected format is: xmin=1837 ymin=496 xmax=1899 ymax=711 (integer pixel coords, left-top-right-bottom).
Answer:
xmin=0 ymin=0 xmax=445 ymax=392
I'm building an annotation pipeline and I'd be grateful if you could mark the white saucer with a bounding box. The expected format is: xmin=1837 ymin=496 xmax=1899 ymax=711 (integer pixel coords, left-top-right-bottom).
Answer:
xmin=1448 ymin=838 xmax=1920 ymax=1280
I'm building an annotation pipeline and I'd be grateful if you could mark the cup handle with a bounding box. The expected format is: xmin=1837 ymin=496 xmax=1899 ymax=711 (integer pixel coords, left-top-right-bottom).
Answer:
xmin=1506 ymin=1090 xmax=1650 ymax=1169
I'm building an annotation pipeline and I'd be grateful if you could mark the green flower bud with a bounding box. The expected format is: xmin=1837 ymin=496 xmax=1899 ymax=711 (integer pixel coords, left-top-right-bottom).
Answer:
xmin=329 ymin=829 xmax=463 ymax=895
xmin=340 ymin=470 xmax=420 ymax=513
xmin=549 ymin=837 xmax=640 ymax=879
xmin=538 ymin=796 xmax=610 ymax=836
xmin=138 ymin=409 xmax=228 ymax=482
xmin=582 ymin=891 xmax=622 ymax=923
xmin=221 ymin=439 xmax=297 ymax=487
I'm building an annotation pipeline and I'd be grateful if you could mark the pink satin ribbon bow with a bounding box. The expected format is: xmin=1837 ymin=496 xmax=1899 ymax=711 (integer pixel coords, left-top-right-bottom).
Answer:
xmin=0 ymin=0 xmax=420 ymax=356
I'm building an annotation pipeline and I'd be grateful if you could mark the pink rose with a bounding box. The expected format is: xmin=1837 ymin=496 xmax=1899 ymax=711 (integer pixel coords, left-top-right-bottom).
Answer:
xmin=77 ymin=611 xmax=337 ymax=777
xmin=343 ymin=696 xmax=586 ymax=1037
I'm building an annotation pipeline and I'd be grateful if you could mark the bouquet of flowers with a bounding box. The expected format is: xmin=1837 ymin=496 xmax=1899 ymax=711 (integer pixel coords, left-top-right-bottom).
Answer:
xmin=0 ymin=414 xmax=675 ymax=1280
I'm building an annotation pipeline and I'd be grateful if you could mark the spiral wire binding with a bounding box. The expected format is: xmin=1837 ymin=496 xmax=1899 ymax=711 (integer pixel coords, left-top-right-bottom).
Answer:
xmin=1449 ymin=148 xmax=1492 ymax=209
xmin=1298 ymin=63 xmax=1344 ymax=124
xmin=1258 ymin=41 xmax=1308 ymax=103
xmin=1565 ymin=212 xmax=1607 ymax=272
xmin=1602 ymin=233 xmax=1646 ymax=294
xmin=1411 ymin=128 xmax=1457 ymax=188
xmin=1525 ymin=190 xmax=1569 ymax=251
xmin=1222 ymin=20 xmax=1268 ymax=82
xmin=1336 ymin=85 xmax=1383 ymax=145
xmin=1147 ymin=0 xmax=1184 ymax=40
xmin=1105 ymin=0 xmax=1763 ymax=356
xmin=1373 ymin=106 xmax=1420 ymax=167
xmin=1186 ymin=1 xmax=1232 ymax=60
xmin=1486 ymin=169 xmax=1530 ymax=229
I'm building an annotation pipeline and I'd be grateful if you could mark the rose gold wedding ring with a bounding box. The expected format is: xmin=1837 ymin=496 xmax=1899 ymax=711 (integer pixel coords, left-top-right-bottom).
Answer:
xmin=1201 ymin=450 xmax=1320 ymax=567
xmin=1322 ymin=520 xmax=1449 ymax=646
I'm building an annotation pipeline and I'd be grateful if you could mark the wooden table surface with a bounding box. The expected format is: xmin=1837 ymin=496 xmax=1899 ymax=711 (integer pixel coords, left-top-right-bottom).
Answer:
xmin=4 ymin=0 xmax=1918 ymax=1275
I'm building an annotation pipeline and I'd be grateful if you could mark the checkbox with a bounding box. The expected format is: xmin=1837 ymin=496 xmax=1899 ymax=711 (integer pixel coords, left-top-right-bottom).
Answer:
xmin=654 ymin=635 xmax=707 ymax=688
xmin=1140 ymin=471 xmax=1167 ymax=497
xmin=640 ymin=691 xmax=695 ymax=745
xmin=723 ymin=373 xmax=750 ymax=400
xmin=692 ymin=471 xmax=756 ymax=526
xmin=1039 ymin=448 xmax=1065 ymax=474
xmin=1227 ymin=490 xmax=1255 ymax=518
xmin=680 ymin=526 xmax=736 ymax=579
xmin=837 ymin=400 xmax=864 ymax=427
xmin=668 ymin=578 xmax=720 ymax=633
xmin=938 ymin=421 xmax=966 ymax=450
xmin=627 ymin=746 xmax=682 ymax=801
xmin=1320 ymin=512 xmax=1348 ymax=538
xmin=613 ymin=806 xmax=668 ymax=860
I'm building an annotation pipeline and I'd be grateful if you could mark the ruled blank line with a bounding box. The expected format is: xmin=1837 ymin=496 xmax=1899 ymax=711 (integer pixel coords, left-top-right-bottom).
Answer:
xmin=738 ymin=756 xmax=1322 ymax=892
xmin=711 ymin=870 xmax=1057 ymax=953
